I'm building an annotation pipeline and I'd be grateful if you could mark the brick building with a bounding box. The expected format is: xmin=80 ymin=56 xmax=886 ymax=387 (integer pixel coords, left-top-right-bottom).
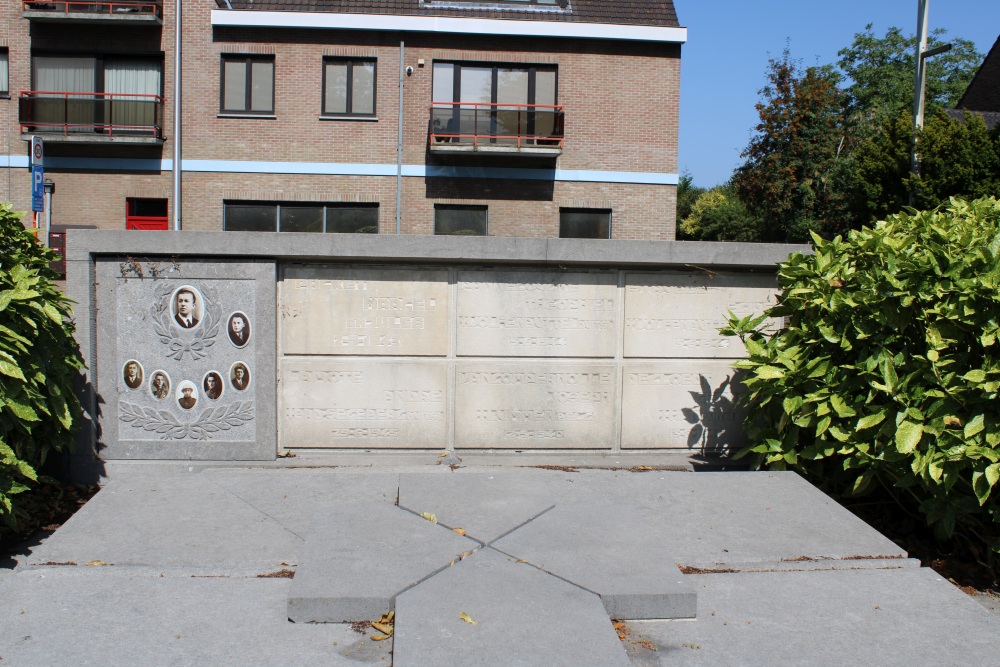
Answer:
xmin=1 ymin=0 xmax=685 ymax=241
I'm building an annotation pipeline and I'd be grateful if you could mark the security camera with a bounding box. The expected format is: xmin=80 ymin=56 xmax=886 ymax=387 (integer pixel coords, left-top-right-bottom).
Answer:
xmin=406 ymin=66 xmax=414 ymax=76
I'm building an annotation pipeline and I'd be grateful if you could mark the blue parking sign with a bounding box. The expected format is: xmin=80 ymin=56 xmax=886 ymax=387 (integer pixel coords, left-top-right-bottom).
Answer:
xmin=31 ymin=166 xmax=44 ymax=213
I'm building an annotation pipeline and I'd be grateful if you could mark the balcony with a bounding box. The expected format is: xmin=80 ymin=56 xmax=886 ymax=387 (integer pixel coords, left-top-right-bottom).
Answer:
xmin=429 ymin=102 xmax=564 ymax=156
xmin=19 ymin=91 xmax=165 ymax=144
xmin=22 ymin=0 xmax=162 ymax=24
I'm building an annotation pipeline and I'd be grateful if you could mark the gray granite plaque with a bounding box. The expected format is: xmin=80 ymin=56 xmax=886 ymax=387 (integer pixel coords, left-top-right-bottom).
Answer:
xmin=454 ymin=362 xmax=616 ymax=449
xmin=621 ymin=361 xmax=748 ymax=453
xmin=281 ymin=266 xmax=450 ymax=356
xmin=456 ymin=270 xmax=618 ymax=358
xmin=96 ymin=259 xmax=276 ymax=460
xmin=623 ymin=272 xmax=779 ymax=359
xmin=281 ymin=359 xmax=448 ymax=448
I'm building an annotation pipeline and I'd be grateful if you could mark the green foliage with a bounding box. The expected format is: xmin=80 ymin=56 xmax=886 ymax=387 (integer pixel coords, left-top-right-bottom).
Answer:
xmin=676 ymin=172 xmax=706 ymax=230
xmin=722 ymin=197 xmax=1000 ymax=559
xmin=0 ymin=203 xmax=84 ymax=527
xmin=838 ymin=25 xmax=982 ymax=125
xmin=679 ymin=185 xmax=761 ymax=242
xmin=731 ymin=50 xmax=855 ymax=242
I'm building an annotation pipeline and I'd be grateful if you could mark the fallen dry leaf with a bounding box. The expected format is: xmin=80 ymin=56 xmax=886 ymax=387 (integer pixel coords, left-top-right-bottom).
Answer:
xmin=85 ymin=560 xmax=109 ymax=567
xmin=371 ymin=633 xmax=391 ymax=641
xmin=452 ymin=527 xmax=466 ymax=536
xmin=459 ymin=611 xmax=478 ymax=625
xmin=419 ymin=512 xmax=438 ymax=524
xmin=438 ymin=452 xmax=449 ymax=457
xmin=371 ymin=622 xmax=393 ymax=635
xmin=459 ymin=550 xmax=473 ymax=561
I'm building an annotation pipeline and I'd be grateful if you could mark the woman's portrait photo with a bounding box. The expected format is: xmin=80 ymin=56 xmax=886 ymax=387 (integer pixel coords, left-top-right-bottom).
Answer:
xmin=123 ymin=360 xmax=143 ymax=389
xmin=228 ymin=312 xmax=251 ymax=348
xmin=230 ymin=362 xmax=251 ymax=391
xmin=170 ymin=285 xmax=204 ymax=330
xmin=150 ymin=370 xmax=171 ymax=400
xmin=176 ymin=381 xmax=199 ymax=410
xmin=203 ymin=371 xmax=224 ymax=400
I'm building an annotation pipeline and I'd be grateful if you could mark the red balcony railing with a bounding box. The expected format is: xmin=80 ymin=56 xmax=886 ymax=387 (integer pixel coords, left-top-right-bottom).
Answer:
xmin=429 ymin=102 xmax=565 ymax=150
xmin=23 ymin=0 xmax=162 ymax=19
xmin=19 ymin=91 xmax=164 ymax=140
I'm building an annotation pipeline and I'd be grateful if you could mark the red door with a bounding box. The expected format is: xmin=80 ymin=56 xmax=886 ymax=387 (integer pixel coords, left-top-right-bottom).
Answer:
xmin=126 ymin=198 xmax=169 ymax=230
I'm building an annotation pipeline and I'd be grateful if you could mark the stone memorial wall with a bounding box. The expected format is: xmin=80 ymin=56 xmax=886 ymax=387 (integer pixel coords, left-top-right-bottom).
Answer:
xmin=278 ymin=264 xmax=780 ymax=452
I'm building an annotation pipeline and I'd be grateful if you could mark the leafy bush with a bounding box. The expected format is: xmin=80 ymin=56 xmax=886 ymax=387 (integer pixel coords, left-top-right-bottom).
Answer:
xmin=0 ymin=203 xmax=84 ymax=528
xmin=679 ymin=185 xmax=762 ymax=242
xmin=722 ymin=197 xmax=1000 ymax=564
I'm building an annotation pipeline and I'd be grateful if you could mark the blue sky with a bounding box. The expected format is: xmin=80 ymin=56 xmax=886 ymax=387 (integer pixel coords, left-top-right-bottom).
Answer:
xmin=677 ymin=1 xmax=1000 ymax=188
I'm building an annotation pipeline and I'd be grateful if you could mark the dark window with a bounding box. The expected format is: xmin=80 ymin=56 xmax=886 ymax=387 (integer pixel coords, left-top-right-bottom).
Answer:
xmin=0 ymin=50 xmax=8 ymax=97
xmin=323 ymin=58 xmax=376 ymax=116
xmin=224 ymin=202 xmax=379 ymax=233
xmin=126 ymin=198 xmax=169 ymax=230
xmin=221 ymin=55 xmax=274 ymax=114
xmin=559 ymin=208 xmax=611 ymax=239
xmin=434 ymin=205 xmax=487 ymax=236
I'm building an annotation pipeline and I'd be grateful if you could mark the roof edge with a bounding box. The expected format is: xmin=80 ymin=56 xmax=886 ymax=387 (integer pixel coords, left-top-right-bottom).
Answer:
xmin=210 ymin=9 xmax=688 ymax=44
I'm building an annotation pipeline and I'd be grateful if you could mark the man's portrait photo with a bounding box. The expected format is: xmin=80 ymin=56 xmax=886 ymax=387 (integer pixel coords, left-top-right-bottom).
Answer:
xmin=176 ymin=381 xmax=198 ymax=410
xmin=123 ymin=360 xmax=143 ymax=389
xmin=171 ymin=286 xmax=203 ymax=329
xmin=231 ymin=362 xmax=250 ymax=391
xmin=228 ymin=312 xmax=251 ymax=348
xmin=150 ymin=371 xmax=170 ymax=400
xmin=203 ymin=372 xmax=223 ymax=400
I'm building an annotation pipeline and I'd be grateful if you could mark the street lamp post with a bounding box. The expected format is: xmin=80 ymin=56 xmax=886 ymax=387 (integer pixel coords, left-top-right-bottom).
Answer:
xmin=909 ymin=0 xmax=951 ymax=204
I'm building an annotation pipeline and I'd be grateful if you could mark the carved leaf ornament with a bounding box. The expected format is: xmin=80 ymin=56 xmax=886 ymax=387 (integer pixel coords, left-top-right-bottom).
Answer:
xmin=150 ymin=283 xmax=223 ymax=360
xmin=120 ymin=401 xmax=255 ymax=440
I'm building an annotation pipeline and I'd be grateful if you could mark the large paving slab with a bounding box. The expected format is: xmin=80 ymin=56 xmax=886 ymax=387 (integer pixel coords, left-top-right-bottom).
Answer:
xmin=24 ymin=474 xmax=305 ymax=572
xmin=0 ymin=567 xmax=391 ymax=667
xmin=618 ymin=568 xmax=1000 ymax=666
xmin=394 ymin=547 xmax=630 ymax=667
xmin=550 ymin=471 xmax=909 ymax=569
xmin=287 ymin=498 xmax=479 ymax=622
xmin=397 ymin=473 xmax=565 ymax=544
xmin=491 ymin=503 xmax=696 ymax=619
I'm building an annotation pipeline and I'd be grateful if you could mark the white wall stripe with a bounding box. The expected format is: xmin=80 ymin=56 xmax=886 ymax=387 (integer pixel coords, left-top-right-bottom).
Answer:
xmin=210 ymin=10 xmax=688 ymax=44
xmin=0 ymin=156 xmax=678 ymax=185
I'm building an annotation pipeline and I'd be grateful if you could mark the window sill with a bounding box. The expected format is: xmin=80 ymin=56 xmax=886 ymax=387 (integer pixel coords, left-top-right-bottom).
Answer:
xmin=319 ymin=115 xmax=378 ymax=122
xmin=0 ymin=94 xmax=9 ymax=99
xmin=217 ymin=113 xmax=277 ymax=119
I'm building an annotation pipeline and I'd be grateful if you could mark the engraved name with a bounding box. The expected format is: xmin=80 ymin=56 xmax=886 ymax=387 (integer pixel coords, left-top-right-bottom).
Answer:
xmin=505 ymin=430 xmax=565 ymax=439
xmin=626 ymin=318 xmax=720 ymax=331
xmin=294 ymin=279 xmax=368 ymax=290
xmin=346 ymin=317 xmax=425 ymax=330
xmin=362 ymin=297 xmax=437 ymax=312
xmin=289 ymin=370 xmax=363 ymax=383
xmin=383 ymin=390 xmax=444 ymax=403
xmin=286 ymin=407 xmax=443 ymax=421
xmin=332 ymin=428 xmax=401 ymax=437
xmin=476 ymin=409 xmax=595 ymax=422
xmin=459 ymin=372 xmax=611 ymax=386
xmin=458 ymin=316 xmax=613 ymax=330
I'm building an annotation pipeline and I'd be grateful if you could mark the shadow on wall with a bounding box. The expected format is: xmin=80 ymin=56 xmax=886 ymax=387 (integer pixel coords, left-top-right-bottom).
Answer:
xmin=683 ymin=373 xmax=748 ymax=458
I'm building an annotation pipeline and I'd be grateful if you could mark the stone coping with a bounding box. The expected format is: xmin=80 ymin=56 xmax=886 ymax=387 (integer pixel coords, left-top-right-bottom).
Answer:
xmin=66 ymin=230 xmax=809 ymax=270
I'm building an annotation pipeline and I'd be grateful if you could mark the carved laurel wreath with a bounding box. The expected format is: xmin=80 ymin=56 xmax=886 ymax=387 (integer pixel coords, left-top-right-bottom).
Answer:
xmin=119 ymin=401 xmax=255 ymax=440
xmin=150 ymin=283 xmax=223 ymax=360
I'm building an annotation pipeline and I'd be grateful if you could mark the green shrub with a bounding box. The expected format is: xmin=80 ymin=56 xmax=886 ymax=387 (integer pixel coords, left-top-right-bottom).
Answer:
xmin=722 ymin=197 xmax=1000 ymax=562
xmin=0 ymin=203 xmax=84 ymax=528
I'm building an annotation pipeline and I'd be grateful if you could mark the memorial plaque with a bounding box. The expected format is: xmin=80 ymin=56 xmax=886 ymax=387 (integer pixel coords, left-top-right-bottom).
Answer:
xmin=621 ymin=361 xmax=748 ymax=452
xmin=282 ymin=266 xmax=450 ymax=356
xmin=623 ymin=272 xmax=779 ymax=358
xmin=96 ymin=260 xmax=276 ymax=460
xmin=454 ymin=362 xmax=616 ymax=448
xmin=281 ymin=360 xmax=448 ymax=448
xmin=456 ymin=270 xmax=618 ymax=358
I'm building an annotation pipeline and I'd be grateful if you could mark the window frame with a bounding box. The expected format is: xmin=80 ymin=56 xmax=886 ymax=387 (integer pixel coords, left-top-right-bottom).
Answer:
xmin=321 ymin=57 xmax=377 ymax=118
xmin=558 ymin=207 xmax=612 ymax=239
xmin=220 ymin=54 xmax=275 ymax=116
xmin=433 ymin=204 xmax=488 ymax=236
xmin=223 ymin=201 xmax=380 ymax=234
xmin=0 ymin=49 xmax=9 ymax=98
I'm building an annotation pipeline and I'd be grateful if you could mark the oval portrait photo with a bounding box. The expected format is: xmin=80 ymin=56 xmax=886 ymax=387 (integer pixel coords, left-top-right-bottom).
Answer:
xmin=230 ymin=362 xmax=251 ymax=391
xmin=149 ymin=370 xmax=171 ymax=400
xmin=123 ymin=360 xmax=143 ymax=389
xmin=176 ymin=380 xmax=199 ymax=411
xmin=203 ymin=371 xmax=224 ymax=400
xmin=170 ymin=285 xmax=204 ymax=330
xmin=228 ymin=311 xmax=251 ymax=348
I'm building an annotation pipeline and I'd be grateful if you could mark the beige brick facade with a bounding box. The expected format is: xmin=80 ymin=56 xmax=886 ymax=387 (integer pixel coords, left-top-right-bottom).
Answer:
xmin=0 ymin=3 xmax=682 ymax=240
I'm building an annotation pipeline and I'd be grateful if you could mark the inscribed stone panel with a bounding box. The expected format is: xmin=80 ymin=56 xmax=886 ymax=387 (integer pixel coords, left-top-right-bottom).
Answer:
xmin=281 ymin=360 xmax=448 ymax=448
xmin=623 ymin=272 xmax=779 ymax=358
xmin=456 ymin=270 xmax=618 ymax=358
xmin=454 ymin=362 xmax=616 ymax=449
xmin=96 ymin=259 xmax=276 ymax=460
xmin=281 ymin=266 xmax=450 ymax=356
xmin=621 ymin=361 xmax=747 ymax=452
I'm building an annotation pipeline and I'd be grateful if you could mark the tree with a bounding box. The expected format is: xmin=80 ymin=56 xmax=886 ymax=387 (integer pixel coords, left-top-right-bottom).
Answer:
xmin=838 ymin=25 xmax=982 ymax=126
xmin=679 ymin=185 xmax=761 ymax=242
xmin=675 ymin=172 xmax=705 ymax=227
xmin=731 ymin=50 xmax=854 ymax=242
